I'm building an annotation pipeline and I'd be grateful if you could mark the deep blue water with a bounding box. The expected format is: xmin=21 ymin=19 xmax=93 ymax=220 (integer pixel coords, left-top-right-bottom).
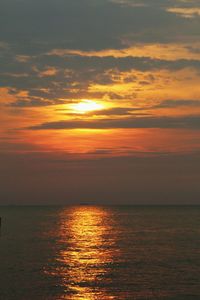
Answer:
xmin=0 ymin=205 xmax=200 ymax=299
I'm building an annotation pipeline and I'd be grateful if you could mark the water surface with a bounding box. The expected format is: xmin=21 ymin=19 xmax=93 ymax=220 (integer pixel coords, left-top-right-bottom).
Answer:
xmin=0 ymin=205 xmax=200 ymax=299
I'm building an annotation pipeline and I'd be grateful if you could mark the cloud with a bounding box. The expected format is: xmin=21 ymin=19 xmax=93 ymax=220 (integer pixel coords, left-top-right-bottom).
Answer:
xmin=1 ymin=54 xmax=200 ymax=107
xmin=154 ymin=99 xmax=200 ymax=108
xmin=0 ymin=0 xmax=199 ymax=56
xmin=167 ymin=7 xmax=200 ymax=19
xmin=87 ymin=107 xmax=145 ymax=116
xmin=0 ymin=0 xmax=199 ymax=108
xmin=8 ymin=98 xmax=63 ymax=107
xmin=27 ymin=115 xmax=200 ymax=130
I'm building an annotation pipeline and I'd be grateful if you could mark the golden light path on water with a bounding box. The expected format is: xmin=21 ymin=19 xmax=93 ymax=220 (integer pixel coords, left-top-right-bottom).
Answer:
xmin=56 ymin=206 xmax=119 ymax=300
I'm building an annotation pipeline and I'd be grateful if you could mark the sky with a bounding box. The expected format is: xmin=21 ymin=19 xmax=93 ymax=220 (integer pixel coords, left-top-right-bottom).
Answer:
xmin=0 ymin=0 xmax=200 ymax=204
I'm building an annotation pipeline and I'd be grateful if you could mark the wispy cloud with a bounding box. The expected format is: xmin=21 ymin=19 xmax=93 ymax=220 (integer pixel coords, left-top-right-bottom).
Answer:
xmin=154 ymin=99 xmax=200 ymax=108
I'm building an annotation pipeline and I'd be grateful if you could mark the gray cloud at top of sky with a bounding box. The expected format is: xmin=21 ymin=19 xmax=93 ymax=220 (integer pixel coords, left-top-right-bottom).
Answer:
xmin=0 ymin=0 xmax=200 ymax=55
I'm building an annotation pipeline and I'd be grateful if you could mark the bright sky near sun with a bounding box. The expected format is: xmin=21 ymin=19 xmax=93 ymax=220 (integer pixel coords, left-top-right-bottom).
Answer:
xmin=70 ymin=100 xmax=105 ymax=114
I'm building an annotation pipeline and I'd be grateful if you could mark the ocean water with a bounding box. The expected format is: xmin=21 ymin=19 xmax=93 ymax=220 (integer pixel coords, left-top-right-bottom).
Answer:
xmin=0 ymin=206 xmax=200 ymax=300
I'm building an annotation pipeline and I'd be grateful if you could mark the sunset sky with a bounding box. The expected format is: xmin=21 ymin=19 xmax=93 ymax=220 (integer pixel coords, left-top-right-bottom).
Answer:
xmin=0 ymin=0 xmax=200 ymax=204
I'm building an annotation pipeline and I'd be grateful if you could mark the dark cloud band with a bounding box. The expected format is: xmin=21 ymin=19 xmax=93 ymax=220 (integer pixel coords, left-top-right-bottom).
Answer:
xmin=27 ymin=115 xmax=200 ymax=130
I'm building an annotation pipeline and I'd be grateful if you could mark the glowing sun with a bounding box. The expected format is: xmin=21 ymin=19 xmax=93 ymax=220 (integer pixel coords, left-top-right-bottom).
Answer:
xmin=71 ymin=100 xmax=104 ymax=114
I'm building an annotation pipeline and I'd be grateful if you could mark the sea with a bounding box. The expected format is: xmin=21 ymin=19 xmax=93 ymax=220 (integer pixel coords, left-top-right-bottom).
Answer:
xmin=0 ymin=205 xmax=200 ymax=300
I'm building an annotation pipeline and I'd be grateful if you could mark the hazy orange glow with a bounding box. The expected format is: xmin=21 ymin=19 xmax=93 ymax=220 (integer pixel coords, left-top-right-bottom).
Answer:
xmin=5 ymin=128 xmax=200 ymax=158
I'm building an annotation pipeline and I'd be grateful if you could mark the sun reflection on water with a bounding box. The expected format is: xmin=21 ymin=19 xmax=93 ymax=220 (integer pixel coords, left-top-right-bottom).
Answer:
xmin=56 ymin=206 xmax=118 ymax=299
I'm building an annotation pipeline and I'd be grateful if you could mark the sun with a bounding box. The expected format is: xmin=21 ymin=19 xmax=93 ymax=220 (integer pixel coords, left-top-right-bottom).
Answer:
xmin=71 ymin=99 xmax=104 ymax=114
